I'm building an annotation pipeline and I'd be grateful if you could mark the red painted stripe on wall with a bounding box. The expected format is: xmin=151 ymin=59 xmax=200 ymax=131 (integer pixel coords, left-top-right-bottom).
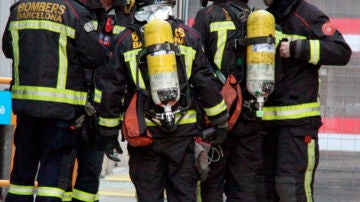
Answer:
xmin=320 ymin=117 xmax=360 ymax=134
xmin=331 ymin=18 xmax=360 ymax=34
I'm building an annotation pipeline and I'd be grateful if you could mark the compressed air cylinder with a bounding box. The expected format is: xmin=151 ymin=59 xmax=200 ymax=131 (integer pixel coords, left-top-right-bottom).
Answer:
xmin=246 ymin=10 xmax=275 ymax=117
xmin=144 ymin=19 xmax=180 ymax=110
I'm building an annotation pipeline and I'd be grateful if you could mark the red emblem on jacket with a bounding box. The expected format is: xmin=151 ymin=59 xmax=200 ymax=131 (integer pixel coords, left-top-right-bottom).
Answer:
xmin=322 ymin=22 xmax=336 ymax=36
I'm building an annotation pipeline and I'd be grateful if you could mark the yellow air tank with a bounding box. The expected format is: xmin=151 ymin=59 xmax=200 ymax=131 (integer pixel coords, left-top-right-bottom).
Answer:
xmin=143 ymin=19 xmax=180 ymax=128
xmin=246 ymin=10 xmax=275 ymax=118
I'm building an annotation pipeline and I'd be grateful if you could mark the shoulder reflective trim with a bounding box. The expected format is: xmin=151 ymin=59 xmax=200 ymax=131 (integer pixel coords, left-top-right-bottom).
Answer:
xmin=275 ymin=30 xmax=282 ymax=47
xmin=9 ymin=20 xmax=76 ymax=38
xmin=72 ymin=188 xmax=97 ymax=201
xmin=145 ymin=109 xmax=197 ymax=126
xmin=124 ymin=49 xmax=146 ymax=88
xmin=99 ymin=116 xmax=121 ymax=127
xmin=8 ymin=184 xmax=34 ymax=196
xmin=113 ymin=25 xmax=126 ymax=35
xmin=308 ymin=39 xmax=320 ymax=65
xmin=57 ymin=32 xmax=68 ymax=89
xmin=92 ymin=21 xmax=99 ymax=31
xmin=178 ymin=45 xmax=196 ymax=79
xmin=62 ymin=191 xmax=72 ymax=201
xmin=304 ymin=138 xmax=316 ymax=202
xmin=204 ymin=100 xmax=227 ymax=117
xmin=12 ymin=85 xmax=88 ymax=106
xmin=94 ymin=88 xmax=102 ymax=104
xmin=209 ymin=21 xmax=235 ymax=70
xmin=262 ymin=102 xmax=321 ymax=120
xmin=10 ymin=30 xmax=20 ymax=85
xmin=281 ymin=33 xmax=306 ymax=41
xmin=37 ymin=186 xmax=64 ymax=199
xmin=210 ymin=21 xmax=236 ymax=32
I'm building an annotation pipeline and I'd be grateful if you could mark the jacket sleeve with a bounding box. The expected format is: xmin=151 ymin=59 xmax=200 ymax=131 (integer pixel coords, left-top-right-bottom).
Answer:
xmin=193 ymin=8 xmax=210 ymax=48
xmin=98 ymin=34 xmax=130 ymax=130
xmin=73 ymin=5 xmax=107 ymax=69
xmin=289 ymin=11 xmax=352 ymax=66
xmin=2 ymin=10 xmax=14 ymax=58
xmin=188 ymin=29 xmax=228 ymax=125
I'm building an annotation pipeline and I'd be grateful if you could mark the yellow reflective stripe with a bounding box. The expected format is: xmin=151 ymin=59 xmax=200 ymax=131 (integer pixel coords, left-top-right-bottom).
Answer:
xmin=94 ymin=88 xmax=102 ymax=104
xmin=72 ymin=188 xmax=98 ymax=202
xmin=113 ymin=25 xmax=126 ymax=34
xmin=124 ymin=49 xmax=146 ymax=88
xmin=275 ymin=30 xmax=282 ymax=47
xmin=57 ymin=31 xmax=68 ymax=89
xmin=210 ymin=21 xmax=235 ymax=32
xmin=304 ymin=139 xmax=316 ymax=202
xmin=9 ymin=20 xmax=75 ymax=38
xmin=309 ymin=40 xmax=320 ymax=65
xmin=204 ymin=100 xmax=227 ymax=117
xmin=262 ymin=102 xmax=321 ymax=120
xmin=210 ymin=21 xmax=235 ymax=70
xmin=10 ymin=30 xmax=20 ymax=85
xmin=9 ymin=20 xmax=75 ymax=88
xmin=12 ymin=85 xmax=88 ymax=106
xmin=37 ymin=186 xmax=64 ymax=198
xmin=8 ymin=184 xmax=34 ymax=195
xmin=99 ymin=116 xmax=121 ymax=127
xmin=145 ymin=109 xmax=197 ymax=126
xmin=178 ymin=45 xmax=196 ymax=79
xmin=62 ymin=191 xmax=72 ymax=201
xmin=281 ymin=33 xmax=306 ymax=41
xmin=92 ymin=21 xmax=98 ymax=31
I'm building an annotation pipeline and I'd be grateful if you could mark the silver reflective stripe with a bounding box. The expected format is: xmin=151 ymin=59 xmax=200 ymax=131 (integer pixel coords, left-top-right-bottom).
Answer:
xmin=262 ymin=102 xmax=321 ymax=120
xmin=10 ymin=30 xmax=20 ymax=85
xmin=304 ymin=139 xmax=316 ymax=202
xmin=9 ymin=20 xmax=76 ymax=90
xmin=113 ymin=25 xmax=126 ymax=35
xmin=145 ymin=109 xmax=197 ymax=126
xmin=124 ymin=49 xmax=145 ymax=88
xmin=210 ymin=21 xmax=235 ymax=70
xmin=57 ymin=31 xmax=68 ymax=89
xmin=37 ymin=186 xmax=64 ymax=198
xmin=62 ymin=191 xmax=72 ymax=201
xmin=12 ymin=85 xmax=88 ymax=106
xmin=309 ymin=40 xmax=320 ymax=65
xmin=99 ymin=116 xmax=121 ymax=127
xmin=204 ymin=100 xmax=227 ymax=117
xmin=9 ymin=20 xmax=76 ymax=38
xmin=72 ymin=188 xmax=97 ymax=201
xmin=94 ymin=88 xmax=102 ymax=104
xmin=8 ymin=184 xmax=34 ymax=196
xmin=178 ymin=45 xmax=196 ymax=79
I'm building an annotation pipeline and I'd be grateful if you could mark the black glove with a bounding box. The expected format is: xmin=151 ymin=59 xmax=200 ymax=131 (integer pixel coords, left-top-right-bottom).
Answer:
xmin=98 ymin=127 xmax=123 ymax=162
xmin=212 ymin=122 xmax=228 ymax=145
xmin=201 ymin=122 xmax=228 ymax=146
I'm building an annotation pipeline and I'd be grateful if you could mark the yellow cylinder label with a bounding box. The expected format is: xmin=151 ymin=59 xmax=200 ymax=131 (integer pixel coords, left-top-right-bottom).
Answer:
xmin=147 ymin=53 xmax=177 ymax=74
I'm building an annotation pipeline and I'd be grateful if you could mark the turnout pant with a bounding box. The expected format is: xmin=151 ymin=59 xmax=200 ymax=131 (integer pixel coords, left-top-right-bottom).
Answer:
xmin=6 ymin=115 xmax=77 ymax=202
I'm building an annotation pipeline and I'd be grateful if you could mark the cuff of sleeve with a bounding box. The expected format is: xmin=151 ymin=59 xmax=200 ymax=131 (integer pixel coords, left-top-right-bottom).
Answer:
xmin=99 ymin=126 xmax=119 ymax=137
xmin=290 ymin=40 xmax=305 ymax=59
xmin=207 ymin=111 xmax=229 ymax=125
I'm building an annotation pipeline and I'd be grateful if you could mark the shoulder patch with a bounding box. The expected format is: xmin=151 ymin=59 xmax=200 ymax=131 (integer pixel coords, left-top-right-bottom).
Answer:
xmin=84 ymin=21 xmax=95 ymax=32
xmin=322 ymin=22 xmax=336 ymax=36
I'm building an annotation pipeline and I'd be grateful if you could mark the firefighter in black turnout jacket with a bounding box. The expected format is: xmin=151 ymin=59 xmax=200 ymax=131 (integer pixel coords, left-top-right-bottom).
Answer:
xmin=193 ymin=0 xmax=265 ymax=201
xmin=67 ymin=0 xmax=134 ymax=201
xmin=261 ymin=0 xmax=352 ymax=201
xmin=2 ymin=0 xmax=106 ymax=201
xmin=97 ymin=0 xmax=229 ymax=201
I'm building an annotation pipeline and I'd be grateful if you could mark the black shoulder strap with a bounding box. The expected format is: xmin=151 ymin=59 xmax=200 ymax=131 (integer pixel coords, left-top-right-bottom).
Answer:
xmin=215 ymin=2 xmax=248 ymax=37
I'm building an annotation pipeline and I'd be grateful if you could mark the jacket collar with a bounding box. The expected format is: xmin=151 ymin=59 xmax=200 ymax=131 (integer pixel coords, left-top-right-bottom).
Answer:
xmin=267 ymin=0 xmax=301 ymax=20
